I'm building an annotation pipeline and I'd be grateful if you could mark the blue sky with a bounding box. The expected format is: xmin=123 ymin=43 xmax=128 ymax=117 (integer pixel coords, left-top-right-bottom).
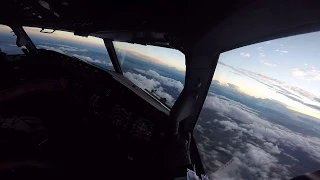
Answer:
xmin=215 ymin=32 xmax=320 ymax=119
xmin=221 ymin=32 xmax=320 ymax=93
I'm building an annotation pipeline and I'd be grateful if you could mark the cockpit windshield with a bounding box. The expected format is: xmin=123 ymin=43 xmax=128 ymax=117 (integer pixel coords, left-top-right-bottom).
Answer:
xmin=23 ymin=26 xmax=114 ymax=71
xmin=113 ymin=41 xmax=185 ymax=107
xmin=22 ymin=27 xmax=185 ymax=108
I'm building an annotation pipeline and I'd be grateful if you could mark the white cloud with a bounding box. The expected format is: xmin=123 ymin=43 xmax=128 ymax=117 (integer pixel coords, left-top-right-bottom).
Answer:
xmin=292 ymin=68 xmax=320 ymax=80
xmin=59 ymin=46 xmax=87 ymax=52
xmin=55 ymin=44 xmax=87 ymax=52
xmin=72 ymin=54 xmax=92 ymax=61
xmin=207 ymin=143 xmax=290 ymax=180
xmin=245 ymin=143 xmax=278 ymax=166
xmin=38 ymin=44 xmax=88 ymax=53
xmin=134 ymin=69 xmax=145 ymax=74
xmin=219 ymin=62 xmax=320 ymax=111
xmin=197 ymin=63 xmax=320 ymax=179
xmin=258 ymin=53 xmax=266 ymax=58
xmin=218 ymin=120 xmax=239 ymax=130
xmin=283 ymin=153 xmax=299 ymax=162
xmin=257 ymin=53 xmax=276 ymax=67
xmin=205 ymin=94 xmax=320 ymax=156
xmin=260 ymin=60 xmax=276 ymax=67
xmin=123 ymin=71 xmax=175 ymax=106
xmin=38 ymin=45 xmax=112 ymax=67
xmin=239 ymin=143 xmax=289 ymax=179
xmin=154 ymin=87 xmax=175 ymax=106
xmin=212 ymin=160 xmax=223 ymax=167
xmin=263 ymin=142 xmax=281 ymax=154
xmin=134 ymin=68 xmax=183 ymax=92
xmin=195 ymin=124 xmax=205 ymax=133
xmin=123 ymin=72 xmax=160 ymax=91
xmin=240 ymin=53 xmax=250 ymax=58
xmin=38 ymin=45 xmax=64 ymax=54
xmin=203 ymin=95 xmax=264 ymax=125
xmin=265 ymin=41 xmax=271 ymax=44
xmin=200 ymin=93 xmax=320 ymax=178
xmin=275 ymin=49 xmax=289 ymax=54
xmin=216 ymin=146 xmax=232 ymax=155
xmin=72 ymin=54 xmax=112 ymax=67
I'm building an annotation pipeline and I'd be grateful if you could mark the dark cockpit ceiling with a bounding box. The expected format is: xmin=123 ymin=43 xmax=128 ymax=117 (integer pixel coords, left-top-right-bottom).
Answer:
xmin=2 ymin=0 xmax=320 ymax=52
xmin=1 ymin=0 xmax=250 ymax=40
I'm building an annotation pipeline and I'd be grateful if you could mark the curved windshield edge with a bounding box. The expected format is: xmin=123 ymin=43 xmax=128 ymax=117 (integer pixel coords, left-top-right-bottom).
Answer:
xmin=113 ymin=41 xmax=185 ymax=108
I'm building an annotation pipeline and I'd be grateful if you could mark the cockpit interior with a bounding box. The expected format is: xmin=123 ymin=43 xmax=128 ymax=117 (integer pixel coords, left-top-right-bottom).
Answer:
xmin=1 ymin=0 xmax=320 ymax=179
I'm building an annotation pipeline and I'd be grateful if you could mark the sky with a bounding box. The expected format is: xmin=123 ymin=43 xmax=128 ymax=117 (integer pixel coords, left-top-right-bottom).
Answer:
xmin=214 ymin=32 xmax=320 ymax=119
xmin=0 ymin=25 xmax=12 ymax=33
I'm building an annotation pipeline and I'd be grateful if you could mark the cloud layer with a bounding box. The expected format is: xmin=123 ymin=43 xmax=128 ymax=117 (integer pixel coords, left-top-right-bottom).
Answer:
xmin=72 ymin=54 xmax=112 ymax=67
xmin=124 ymin=71 xmax=160 ymax=91
xmin=240 ymin=53 xmax=250 ymax=57
xmin=275 ymin=49 xmax=289 ymax=54
xmin=292 ymin=68 xmax=320 ymax=81
xmin=195 ymin=92 xmax=320 ymax=179
xmin=38 ymin=44 xmax=88 ymax=54
xmin=123 ymin=71 xmax=180 ymax=106
xmin=134 ymin=68 xmax=183 ymax=92
xmin=218 ymin=62 xmax=320 ymax=116
xmin=37 ymin=44 xmax=113 ymax=70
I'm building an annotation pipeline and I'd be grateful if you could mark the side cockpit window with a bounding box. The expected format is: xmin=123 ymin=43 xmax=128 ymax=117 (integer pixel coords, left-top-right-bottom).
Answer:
xmin=0 ymin=24 xmax=25 ymax=54
xmin=195 ymin=32 xmax=320 ymax=179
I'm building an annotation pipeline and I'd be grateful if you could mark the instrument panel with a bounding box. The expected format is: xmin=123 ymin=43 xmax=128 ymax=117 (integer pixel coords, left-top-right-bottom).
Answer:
xmin=2 ymin=50 xmax=170 ymax=160
xmin=130 ymin=117 xmax=154 ymax=141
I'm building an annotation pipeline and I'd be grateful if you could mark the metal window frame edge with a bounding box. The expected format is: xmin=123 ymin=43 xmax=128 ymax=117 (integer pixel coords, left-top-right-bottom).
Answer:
xmin=9 ymin=24 xmax=37 ymax=52
xmin=104 ymin=40 xmax=123 ymax=74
